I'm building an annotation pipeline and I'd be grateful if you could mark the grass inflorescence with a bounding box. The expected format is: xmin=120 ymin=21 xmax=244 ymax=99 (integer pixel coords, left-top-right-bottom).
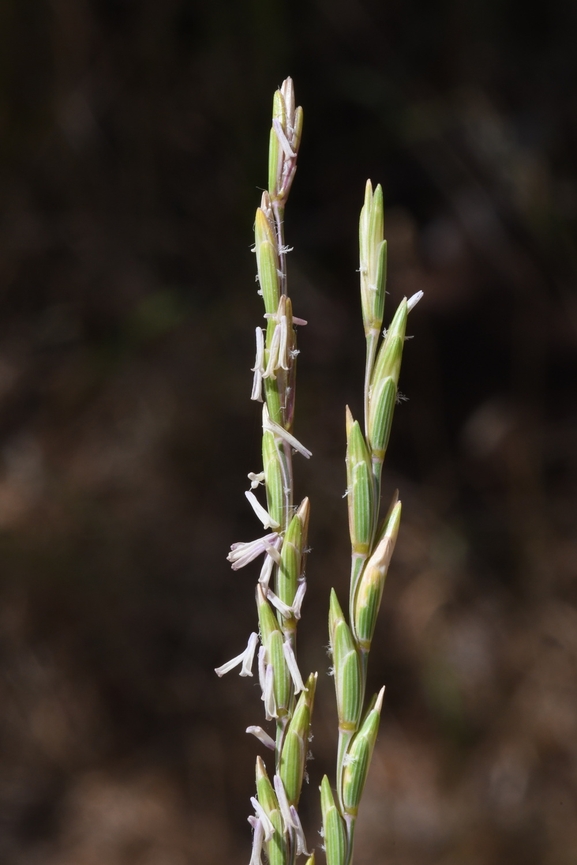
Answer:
xmin=215 ymin=79 xmax=422 ymax=865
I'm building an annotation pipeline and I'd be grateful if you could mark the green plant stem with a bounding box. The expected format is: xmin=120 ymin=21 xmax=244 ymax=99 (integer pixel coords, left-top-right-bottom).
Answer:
xmin=363 ymin=330 xmax=379 ymax=436
xmin=336 ymin=729 xmax=354 ymax=813
xmin=345 ymin=815 xmax=357 ymax=865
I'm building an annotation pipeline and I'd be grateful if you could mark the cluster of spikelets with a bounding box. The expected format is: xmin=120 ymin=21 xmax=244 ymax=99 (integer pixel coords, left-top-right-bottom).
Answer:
xmin=215 ymin=79 xmax=422 ymax=865
xmin=325 ymin=180 xmax=422 ymax=865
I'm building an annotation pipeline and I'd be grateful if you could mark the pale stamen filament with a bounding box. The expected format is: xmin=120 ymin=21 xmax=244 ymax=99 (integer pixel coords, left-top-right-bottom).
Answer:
xmin=258 ymin=645 xmax=267 ymax=695
xmin=251 ymin=326 xmax=265 ymax=372
xmin=214 ymin=631 xmax=259 ymax=678
xmin=291 ymin=581 xmax=307 ymax=620
xmin=273 ymin=118 xmax=296 ymax=159
xmin=245 ymin=490 xmax=280 ymax=530
xmin=283 ymin=640 xmax=307 ymax=693
xmin=262 ymin=405 xmax=312 ymax=459
xmin=250 ymin=798 xmax=275 ymax=842
xmin=228 ymin=532 xmax=281 ymax=570
xmin=290 ymin=806 xmax=311 ymax=856
xmin=248 ymin=816 xmax=264 ymax=865
xmin=258 ymin=553 xmax=275 ymax=589
xmin=246 ymin=726 xmax=276 ymax=751
xmin=262 ymin=324 xmax=281 ymax=380
xmin=279 ymin=315 xmax=289 ymax=370
xmin=264 ymin=664 xmax=277 ymax=720
xmin=266 ymin=588 xmax=293 ymax=619
xmin=274 ymin=774 xmax=297 ymax=831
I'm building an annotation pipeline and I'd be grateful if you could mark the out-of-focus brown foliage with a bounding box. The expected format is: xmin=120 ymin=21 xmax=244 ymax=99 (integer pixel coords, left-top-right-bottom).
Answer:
xmin=0 ymin=1 xmax=576 ymax=863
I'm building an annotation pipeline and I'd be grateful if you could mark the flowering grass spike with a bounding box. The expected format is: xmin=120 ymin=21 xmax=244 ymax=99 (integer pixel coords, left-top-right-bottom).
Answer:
xmin=216 ymin=78 xmax=314 ymax=865
xmin=323 ymin=180 xmax=422 ymax=865
xmin=216 ymin=79 xmax=422 ymax=865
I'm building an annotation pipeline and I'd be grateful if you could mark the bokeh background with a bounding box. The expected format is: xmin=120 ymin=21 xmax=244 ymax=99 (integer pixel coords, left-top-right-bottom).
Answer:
xmin=0 ymin=1 xmax=576 ymax=863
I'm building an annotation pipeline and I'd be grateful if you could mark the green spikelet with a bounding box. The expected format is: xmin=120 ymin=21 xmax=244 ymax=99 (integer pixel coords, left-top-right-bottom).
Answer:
xmin=354 ymin=499 xmax=402 ymax=652
xmin=342 ymin=688 xmax=385 ymax=816
xmin=278 ymin=497 xmax=310 ymax=611
xmin=345 ymin=412 xmax=374 ymax=557
xmin=320 ymin=775 xmax=347 ymax=865
xmin=279 ymin=672 xmax=317 ymax=805
xmin=329 ymin=590 xmax=362 ymax=733
xmin=257 ymin=585 xmax=290 ymax=717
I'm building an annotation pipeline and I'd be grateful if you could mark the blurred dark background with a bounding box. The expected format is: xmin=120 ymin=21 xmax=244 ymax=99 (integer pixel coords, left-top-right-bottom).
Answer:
xmin=0 ymin=1 xmax=576 ymax=863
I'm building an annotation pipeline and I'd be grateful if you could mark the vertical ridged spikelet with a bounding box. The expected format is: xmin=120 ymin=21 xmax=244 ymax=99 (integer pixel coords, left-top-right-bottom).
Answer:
xmin=367 ymin=297 xmax=408 ymax=486
xmin=268 ymin=810 xmax=286 ymax=865
xmin=257 ymin=585 xmax=290 ymax=717
xmin=354 ymin=499 xmax=402 ymax=652
xmin=360 ymin=181 xmax=388 ymax=428
xmin=255 ymin=199 xmax=284 ymax=426
xmin=329 ymin=590 xmax=362 ymax=733
xmin=268 ymin=89 xmax=286 ymax=199
xmin=256 ymin=758 xmax=286 ymax=865
xmin=256 ymin=755 xmax=278 ymax=814
xmin=268 ymin=78 xmax=303 ymax=206
xmin=370 ymin=297 xmax=407 ymax=390
xmin=345 ymin=413 xmax=374 ymax=557
xmin=255 ymin=206 xmax=280 ymax=315
xmin=367 ymin=375 xmax=396 ymax=465
xmin=263 ymin=372 xmax=283 ymax=427
xmin=263 ymin=430 xmax=284 ymax=531
xmin=359 ymin=181 xmax=387 ymax=340
xmin=279 ymin=672 xmax=317 ymax=804
xmin=342 ymin=688 xmax=385 ymax=816
xmin=320 ymin=776 xmax=347 ymax=865
xmin=277 ymin=497 xmax=309 ymax=612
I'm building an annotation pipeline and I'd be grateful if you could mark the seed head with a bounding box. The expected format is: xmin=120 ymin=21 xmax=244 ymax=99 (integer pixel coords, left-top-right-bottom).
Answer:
xmin=268 ymin=78 xmax=303 ymax=204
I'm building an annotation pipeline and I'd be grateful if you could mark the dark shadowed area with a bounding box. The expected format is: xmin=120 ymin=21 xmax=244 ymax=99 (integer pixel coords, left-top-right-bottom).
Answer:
xmin=0 ymin=1 xmax=576 ymax=863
